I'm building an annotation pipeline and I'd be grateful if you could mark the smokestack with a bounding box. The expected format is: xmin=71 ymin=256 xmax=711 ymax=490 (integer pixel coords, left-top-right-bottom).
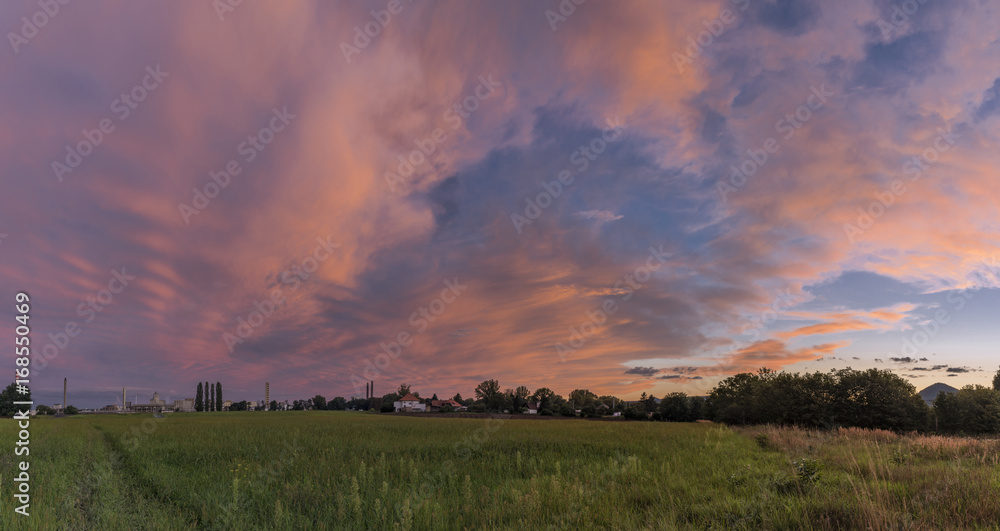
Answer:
xmin=366 ymin=381 xmax=370 ymax=400
xmin=123 ymin=387 xmax=126 ymax=412
xmin=265 ymin=382 xmax=270 ymax=409
xmin=63 ymin=378 xmax=67 ymax=412
xmin=371 ymin=381 xmax=374 ymax=398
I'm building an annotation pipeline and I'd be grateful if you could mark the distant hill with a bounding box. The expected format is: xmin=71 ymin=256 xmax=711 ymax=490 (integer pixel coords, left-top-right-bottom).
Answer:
xmin=918 ymin=383 xmax=959 ymax=405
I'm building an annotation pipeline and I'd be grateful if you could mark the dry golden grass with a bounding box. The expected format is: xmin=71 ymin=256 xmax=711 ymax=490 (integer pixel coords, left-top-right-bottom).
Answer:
xmin=735 ymin=425 xmax=1000 ymax=530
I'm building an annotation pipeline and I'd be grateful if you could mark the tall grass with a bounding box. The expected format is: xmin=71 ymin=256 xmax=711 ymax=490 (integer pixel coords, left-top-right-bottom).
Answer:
xmin=1 ymin=413 xmax=997 ymax=529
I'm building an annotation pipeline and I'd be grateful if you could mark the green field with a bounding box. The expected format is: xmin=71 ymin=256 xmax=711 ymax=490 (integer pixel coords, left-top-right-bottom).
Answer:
xmin=1 ymin=412 xmax=998 ymax=530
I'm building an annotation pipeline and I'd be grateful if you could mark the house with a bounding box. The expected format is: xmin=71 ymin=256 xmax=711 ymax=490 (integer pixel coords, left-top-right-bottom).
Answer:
xmin=428 ymin=399 xmax=467 ymax=412
xmin=524 ymin=402 xmax=539 ymax=414
xmin=133 ymin=392 xmax=169 ymax=413
xmin=393 ymin=393 xmax=426 ymax=412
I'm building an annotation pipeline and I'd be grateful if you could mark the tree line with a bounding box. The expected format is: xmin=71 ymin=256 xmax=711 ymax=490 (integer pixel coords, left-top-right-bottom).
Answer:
xmin=705 ymin=367 xmax=1000 ymax=434
xmin=195 ymin=381 xmax=222 ymax=412
xmin=5 ymin=366 xmax=998 ymax=434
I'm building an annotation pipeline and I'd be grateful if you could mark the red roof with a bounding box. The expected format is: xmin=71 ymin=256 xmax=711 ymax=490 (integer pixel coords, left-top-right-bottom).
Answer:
xmin=398 ymin=393 xmax=420 ymax=402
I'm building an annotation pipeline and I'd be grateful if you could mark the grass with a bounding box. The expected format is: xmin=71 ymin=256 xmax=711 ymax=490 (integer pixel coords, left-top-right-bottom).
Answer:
xmin=0 ymin=412 xmax=997 ymax=529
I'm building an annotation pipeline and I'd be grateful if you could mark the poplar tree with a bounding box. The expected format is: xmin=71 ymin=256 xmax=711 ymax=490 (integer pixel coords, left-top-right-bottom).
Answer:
xmin=216 ymin=382 xmax=222 ymax=412
xmin=195 ymin=382 xmax=204 ymax=412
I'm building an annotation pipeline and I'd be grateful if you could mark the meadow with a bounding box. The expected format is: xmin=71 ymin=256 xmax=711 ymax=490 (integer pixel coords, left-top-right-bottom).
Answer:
xmin=1 ymin=412 xmax=998 ymax=530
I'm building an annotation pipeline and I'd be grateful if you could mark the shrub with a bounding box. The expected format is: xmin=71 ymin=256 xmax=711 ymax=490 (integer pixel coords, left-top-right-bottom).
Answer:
xmin=440 ymin=404 xmax=454 ymax=413
xmin=65 ymin=405 xmax=79 ymax=415
xmin=540 ymin=409 xmax=554 ymax=416
xmin=793 ymin=458 xmax=822 ymax=484
xmin=380 ymin=403 xmax=394 ymax=413
xmin=623 ymin=407 xmax=646 ymax=420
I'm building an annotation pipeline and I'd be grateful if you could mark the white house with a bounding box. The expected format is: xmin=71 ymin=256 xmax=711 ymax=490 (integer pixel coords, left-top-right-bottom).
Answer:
xmin=524 ymin=402 xmax=539 ymax=414
xmin=393 ymin=393 xmax=426 ymax=412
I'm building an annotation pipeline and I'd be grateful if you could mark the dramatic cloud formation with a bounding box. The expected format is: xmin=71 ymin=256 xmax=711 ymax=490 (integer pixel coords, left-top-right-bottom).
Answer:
xmin=1 ymin=0 xmax=998 ymax=407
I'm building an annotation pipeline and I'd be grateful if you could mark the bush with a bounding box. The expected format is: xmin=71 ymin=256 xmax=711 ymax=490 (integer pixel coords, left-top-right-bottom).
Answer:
xmin=468 ymin=403 xmax=486 ymax=413
xmin=793 ymin=458 xmax=822 ymax=484
xmin=65 ymin=405 xmax=79 ymax=415
xmin=440 ymin=404 xmax=454 ymax=413
xmin=559 ymin=405 xmax=576 ymax=417
xmin=380 ymin=402 xmax=394 ymax=413
xmin=623 ymin=407 xmax=646 ymax=420
xmin=539 ymin=409 xmax=554 ymax=416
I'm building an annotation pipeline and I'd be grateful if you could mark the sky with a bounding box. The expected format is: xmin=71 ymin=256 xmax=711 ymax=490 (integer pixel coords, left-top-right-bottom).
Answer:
xmin=1 ymin=0 xmax=999 ymax=409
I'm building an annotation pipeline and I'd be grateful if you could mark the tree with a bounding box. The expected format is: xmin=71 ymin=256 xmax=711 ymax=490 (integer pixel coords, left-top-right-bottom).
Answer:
xmin=36 ymin=405 xmax=54 ymax=415
xmin=397 ymin=383 xmax=412 ymax=397
xmin=205 ymin=381 xmax=212 ymax=411
xmin=638 ymin=392 xmax=657 ymax=413
xmin=994 ymin=366 xmax=1000 ymax=391
xmin=569 ymin=389 xmax=598 ymax=408
xmin=195 ymin=382 xmax=204 ymax=412
xmin=312 ymin=395 xmax=327 ymax=410
xmin=707 ymin=367 xmax=929 ymax=431
xmin=0 ymin=383 xmax=30 ymax=417
xmin=514 ymin=386 xmax=530 ymax=401
xmin=475 ymin=379 xmax=503 ymax=411
xmin=430 ymin=393 xmax=439 ymax=401
xmin=831 ymin=368 xmax=929 ymax=431
xmin=689 ymin=396 xmax=705 ymax=420
xmin=531 ymin=387 xmax=557 ymax=412
xmin=452 ymin=392 xmax=464 ymax=403
xmin=934 ymin=385 xmax=1000 ymax=434
xmin=216 ymin=382 xmax=222 ymax=412
xmin=660 ymin=392 xmax=692 ymax=422
xmin=330 ymin=397 xmax=347 ymax=410
xmin=270 ymin=400 xmax=278 ymax=411
xmin=65 ymin=405 xmax=79 ymax=415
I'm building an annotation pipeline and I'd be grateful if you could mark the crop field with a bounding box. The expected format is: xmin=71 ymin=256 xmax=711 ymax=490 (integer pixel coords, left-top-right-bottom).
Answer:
xmin=1 ymin=412 xmax=998 ymax=530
